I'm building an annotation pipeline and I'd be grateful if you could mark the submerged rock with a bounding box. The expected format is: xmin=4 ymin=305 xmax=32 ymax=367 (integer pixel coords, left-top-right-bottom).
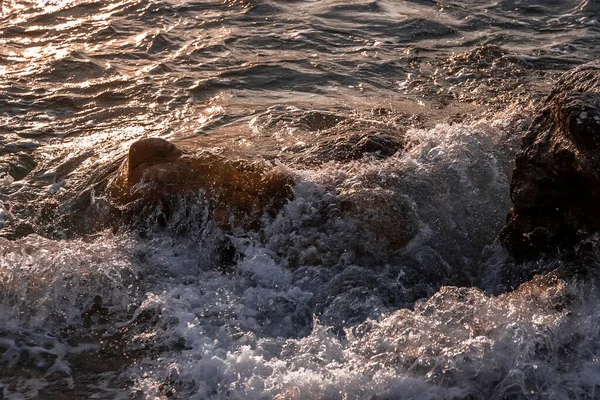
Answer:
xmin=109 ymin=138 xmax=295 ymax=231
xmin=290 ymin=133 xmax=403 ymax=165
xmin=0 ymin=152 xmax=37 ymax=181
xmin=500 ymin=61 xmax=600 ymax=260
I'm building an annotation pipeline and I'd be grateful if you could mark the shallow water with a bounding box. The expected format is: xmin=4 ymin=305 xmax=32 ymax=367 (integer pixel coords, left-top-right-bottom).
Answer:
xmin=1 ymin=0 xmax=600 ymax=399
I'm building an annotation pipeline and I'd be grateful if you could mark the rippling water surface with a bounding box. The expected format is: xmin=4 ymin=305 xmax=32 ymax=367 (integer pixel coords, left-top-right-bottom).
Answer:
xmin=1 ymin=0 xmax=600 ymax=399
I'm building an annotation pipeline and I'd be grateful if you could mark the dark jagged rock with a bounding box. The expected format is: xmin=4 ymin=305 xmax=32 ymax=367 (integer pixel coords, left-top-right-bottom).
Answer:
xmin=109 ymin=138 xmax=295 ymax=231
xmin=500 ymin=61 xmax=600 ymax=260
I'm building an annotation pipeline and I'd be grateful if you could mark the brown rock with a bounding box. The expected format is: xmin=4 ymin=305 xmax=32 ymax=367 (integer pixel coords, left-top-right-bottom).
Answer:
xmin=500 ymin=61 xmax=600 ymax=260
xmin=127 ymin=137 xmax=182 ymax=172
xmin=309 ymin=133 xmax=402 ymax=164
xmin=110 ymin=138 xmax=295 ymax=230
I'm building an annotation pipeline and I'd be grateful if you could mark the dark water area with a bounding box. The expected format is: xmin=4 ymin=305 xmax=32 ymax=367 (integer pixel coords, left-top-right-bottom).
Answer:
xmin=1 ymin=0 xmax=600 ymax=399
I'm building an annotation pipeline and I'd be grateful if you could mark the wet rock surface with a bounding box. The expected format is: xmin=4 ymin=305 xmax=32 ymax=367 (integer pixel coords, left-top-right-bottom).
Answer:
xmin=500 ymin=61 xmax=600 ymax=260
xmin=109 ymin=138 xmax=295 ymax=231
xmin=288 ymin=132 xmax=403 ymax=166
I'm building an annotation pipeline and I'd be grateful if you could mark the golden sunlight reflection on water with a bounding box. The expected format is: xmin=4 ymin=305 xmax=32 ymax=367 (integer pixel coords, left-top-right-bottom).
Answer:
xmin=33 ymin=0 xmax=80 ymax=13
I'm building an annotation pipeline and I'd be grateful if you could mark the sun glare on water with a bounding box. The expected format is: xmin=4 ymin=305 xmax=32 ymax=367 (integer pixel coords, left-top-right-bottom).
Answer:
xmin=33 ymin=0 xmax=80 ymax=12
xmin=1 ymin=0 xmax=82 ymax=16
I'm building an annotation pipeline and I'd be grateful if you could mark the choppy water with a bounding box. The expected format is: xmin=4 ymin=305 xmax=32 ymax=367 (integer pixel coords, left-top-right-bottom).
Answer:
xmin=1 ymin=0 xmax=600 ymax=398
